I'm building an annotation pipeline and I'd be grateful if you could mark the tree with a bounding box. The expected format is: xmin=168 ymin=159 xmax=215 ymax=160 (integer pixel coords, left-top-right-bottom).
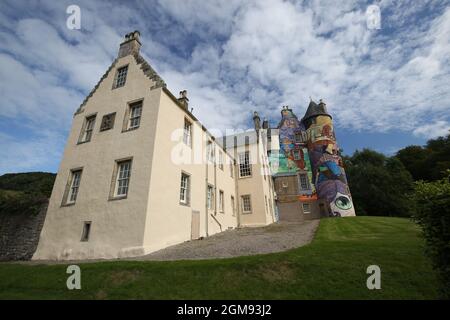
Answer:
xmin=412 ymin=172 xmax=450 ymax=299
xmin=396 ymin=132 xmax=450 ymax=182
xmin=346 ymin=149 xmax=414 ymax=217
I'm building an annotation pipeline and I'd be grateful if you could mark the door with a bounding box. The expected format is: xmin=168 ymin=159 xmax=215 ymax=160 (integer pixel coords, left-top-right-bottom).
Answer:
xmin=191 ymin=210 xmax=200 ymax=240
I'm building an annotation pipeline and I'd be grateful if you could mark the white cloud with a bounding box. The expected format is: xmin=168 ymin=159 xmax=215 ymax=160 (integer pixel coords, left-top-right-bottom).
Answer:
xmin=413 ymin=120 xmax=450 ymax=139
xmin=0 ymin=0 xmax=449 ymax=174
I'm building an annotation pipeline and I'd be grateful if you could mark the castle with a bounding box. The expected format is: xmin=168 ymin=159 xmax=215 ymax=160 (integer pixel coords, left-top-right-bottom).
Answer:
xmin=33 ymin=31 xmax=354 ymax=261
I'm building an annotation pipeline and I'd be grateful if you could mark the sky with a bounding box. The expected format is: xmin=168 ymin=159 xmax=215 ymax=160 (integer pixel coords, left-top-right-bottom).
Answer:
xmin=0 ymin=0 xmax=449 ymax=174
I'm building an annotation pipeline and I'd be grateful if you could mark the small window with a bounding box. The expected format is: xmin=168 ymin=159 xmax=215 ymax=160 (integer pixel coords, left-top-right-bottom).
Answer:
xmin=241 ymin=195 xmax=252 ymax=214
xmin=219 ymin=152 xmax=224 ymax=170
xmin=302 ymin=203 xmax=311 ymax=214
xmin=183 ymin=119 xmax=192 ymax=147
xmin=114 ymin=65 xmax=128 ymax=88
xmin=299 ymin=173 xmax=310 ymax=191
xmin=295 ymin=132 xmax=302 ymax=143
xmin=67 ymin=170 xmax=82 ymax=204
xmin=128 ymin=102 xmax=142 ymax=130
xmin=100 ymin=113 xmax=116 ymax=131
xmin=293 ymin=150 xmax=301 ymax=160
xmin=231 ymin=196 xmax=236 ymax=216
xmin=219 ymin=190 xmax=224 ymax=213
xmin=115 ymin=160 xmax=132 ymax=197
xmin=238 ymin=151 xmax=252 ymax=177
xmin=179 ymin=172 xmax=190 ymax=205
xmin=207 ymin=185 xmax=214 ymax=210
xmin=79 ymin=115 xmax=96 ymax=143
xmin=81 ymin=222 xmax=91 ymax=242
xmin=207 ymin=141 xmax=214 ymax=162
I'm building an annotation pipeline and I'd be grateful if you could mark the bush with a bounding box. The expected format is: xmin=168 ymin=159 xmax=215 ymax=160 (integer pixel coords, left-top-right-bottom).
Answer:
xmin=412 ymin=173 xmax=450 ymax=299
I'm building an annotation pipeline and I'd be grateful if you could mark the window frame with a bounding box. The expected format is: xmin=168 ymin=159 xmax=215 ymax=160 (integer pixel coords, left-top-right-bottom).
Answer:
xmin=218 ymin=151 xmax=224 ymax=170
xmin=207 ymin=184 xmax=214 ymax=210
xmin=183 ymin=118 xmax=192 ymax=147
xmin=231 ymin=195 xmax=236 ymax=217
xmin=78 ymin=114 xmax=97 ymax=144
xmin=179 ymin=172 xmax=191 ymax=206
xmin=81 ymin=221 xmax=92 ymax=242
xmin=241 ymin=194 xmax=252 ymax=214
xmin=62 ymin=168 xmax=83 ymax=206
xmin=219 ymin=190 xmax=224 ymax=213
xmin=302 ymin=202 xmax=311 ymax=214
xmin=238 ymin=151 xmax=252 ymax=178
xmin=109 ymin=158 xmax=133 ymax=200
xmin=299 ymin=173 xmax=311 ymax=191
xmin=99 ymin=112 xmax=116 ymax=132
xmin=113 ymin=65 xmax=129 ymax=89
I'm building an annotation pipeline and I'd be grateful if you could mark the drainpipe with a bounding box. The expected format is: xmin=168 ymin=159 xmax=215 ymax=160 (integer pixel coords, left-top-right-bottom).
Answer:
xmin=205 ymin=139 xmax=209 ymax=237
xmin=214 ymin=143 xmax=218 ymax=218
xmin=233 ymin=136 xmax=242 ymax=228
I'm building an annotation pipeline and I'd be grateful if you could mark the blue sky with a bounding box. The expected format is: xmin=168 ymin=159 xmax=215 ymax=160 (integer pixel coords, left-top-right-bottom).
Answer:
xmin=0 ymin=0 xmax=449 ymax=174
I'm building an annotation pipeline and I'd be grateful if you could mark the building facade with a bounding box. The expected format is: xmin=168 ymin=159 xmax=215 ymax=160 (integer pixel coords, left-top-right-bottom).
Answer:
xmin=33 ymin=31 xmax=277 ymax=260
xmin=33 ymin=31 xmax=354 ymax=261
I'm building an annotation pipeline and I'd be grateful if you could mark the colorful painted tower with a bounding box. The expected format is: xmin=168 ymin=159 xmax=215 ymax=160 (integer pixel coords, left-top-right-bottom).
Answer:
xmin=269 ymin=100 xmax=355 ymax=220
xmin=302 ymin=99 xmax=355 ymax=217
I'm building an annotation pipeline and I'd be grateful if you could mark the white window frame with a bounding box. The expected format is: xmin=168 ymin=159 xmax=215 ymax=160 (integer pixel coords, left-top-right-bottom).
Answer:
xmin=183 ymin=119 xmax=192 ymax=147
xmin=207 ymin=184 xmax=214 ymax=210
xmin=179 ymin=172 xmax=190 ymax=205
xmin=241 ymin=194 xmax=252 ymax=214
xmin=231 ymin=196 xmax=236 ymax=216
xmin=219 ymin=152 xmax=224 ymax=170
xmin=238 ymin=151 xmax=252 ymax=178
xmin=128 ymin=102 xmax=142 ymax=130
xmin=206 ymin=141 xmax=215 ymax=162
xmin=115 ymin=160 xmax=132 ymax=197
xmin=67 ymin=169 xmax=82 ymax=204
xmin=80 ymin=115 xmax=96 ymax=143
xmin=114 ymin=65 xmax=128 ymax=88
xmin=219 ymin=190 xmax=224 ymax=213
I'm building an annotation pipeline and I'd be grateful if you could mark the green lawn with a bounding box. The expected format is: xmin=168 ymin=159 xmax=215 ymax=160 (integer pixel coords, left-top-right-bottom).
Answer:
xmin=0 ymin=216 xmax=439 ymax=299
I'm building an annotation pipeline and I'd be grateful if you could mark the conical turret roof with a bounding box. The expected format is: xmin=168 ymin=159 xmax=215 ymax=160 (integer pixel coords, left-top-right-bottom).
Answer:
xmin=302 ymin=99 xmax=332 ymax=122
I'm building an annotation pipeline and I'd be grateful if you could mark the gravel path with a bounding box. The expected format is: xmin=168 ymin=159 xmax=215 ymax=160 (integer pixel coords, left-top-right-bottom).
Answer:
xmin=10 ymin=220 xmax=319 ymax=264
xmin=130 ymin=220 xmax=320 ymax=261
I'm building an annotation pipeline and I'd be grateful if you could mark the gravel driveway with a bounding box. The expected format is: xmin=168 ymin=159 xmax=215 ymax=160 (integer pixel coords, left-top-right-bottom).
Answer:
xmin=131 ymin=220 xmax=320 ymax=261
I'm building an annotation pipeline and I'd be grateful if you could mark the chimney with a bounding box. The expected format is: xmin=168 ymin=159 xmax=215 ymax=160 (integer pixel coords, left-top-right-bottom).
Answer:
xmin=118 ymin=30 xmax=141 ymax=58
xmin=262 ymin=118 xmax=269 ymax=129
xmin=178 ymin=90 xmax=189 ymax=110
xmin=253 ymin=111 xmax=261 ymax=131
xmin=319 ymin=99 xmax=328 ymax=112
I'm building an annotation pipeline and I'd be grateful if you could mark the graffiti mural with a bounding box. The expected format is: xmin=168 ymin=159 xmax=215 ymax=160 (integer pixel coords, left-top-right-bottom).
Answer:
xmin=303 ymin=101 xmax=355 ymax=217
xmin=269 ymin=101 xmax=355 ymax=218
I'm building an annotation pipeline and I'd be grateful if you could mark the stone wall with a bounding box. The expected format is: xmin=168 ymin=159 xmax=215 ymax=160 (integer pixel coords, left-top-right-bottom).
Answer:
xmin=0 ymin=200 xmax=48 ymax=261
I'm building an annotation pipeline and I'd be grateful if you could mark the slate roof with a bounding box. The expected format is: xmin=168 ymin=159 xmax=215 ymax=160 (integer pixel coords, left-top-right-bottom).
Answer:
xmin=302 ymin=100 xmax=332 ymax=122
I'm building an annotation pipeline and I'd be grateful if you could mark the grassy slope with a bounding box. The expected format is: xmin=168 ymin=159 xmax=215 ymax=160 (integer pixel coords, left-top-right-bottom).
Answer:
xmin=0 ymin=217 xmax=438 ymax=299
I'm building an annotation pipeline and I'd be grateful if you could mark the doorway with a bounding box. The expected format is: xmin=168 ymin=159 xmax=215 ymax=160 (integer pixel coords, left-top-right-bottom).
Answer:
xmin=191 ymin=210 xmax=200 ymax=240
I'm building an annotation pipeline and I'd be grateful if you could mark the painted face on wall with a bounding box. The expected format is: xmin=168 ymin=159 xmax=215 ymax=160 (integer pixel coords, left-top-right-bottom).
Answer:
xmin=330 ymin=192 xmax=355 ymax=217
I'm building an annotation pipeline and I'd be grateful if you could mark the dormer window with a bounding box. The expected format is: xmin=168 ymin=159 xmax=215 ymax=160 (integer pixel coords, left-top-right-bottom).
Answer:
xmin=114 ymin=65 xmax=128 ymax=88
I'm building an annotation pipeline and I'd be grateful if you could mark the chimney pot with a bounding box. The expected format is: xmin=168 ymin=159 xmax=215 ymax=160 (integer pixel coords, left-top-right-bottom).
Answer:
xmin=178 ymin=90 xmax=189 ymax=110
xmin=118 ymin=30 xmax=142 ymax=58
